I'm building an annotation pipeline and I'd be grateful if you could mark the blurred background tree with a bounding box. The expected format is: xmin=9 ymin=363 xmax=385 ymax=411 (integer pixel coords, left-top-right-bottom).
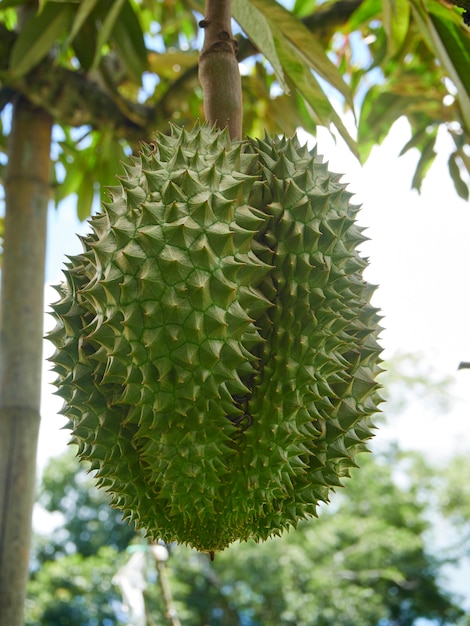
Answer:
xmin=27 ymin=443 xmax=469 ymax=625
xmin=26 ymin=354 xmax=470 ymax=625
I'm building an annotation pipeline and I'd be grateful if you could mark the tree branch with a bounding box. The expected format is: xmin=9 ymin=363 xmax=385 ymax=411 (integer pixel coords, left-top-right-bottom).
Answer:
xmin=0 ymin=22 xmax=200 ymax=145
xmin=198 ymin=0 xmax=242 ymax=139
xmin=2 ymin=66 xmax=150 ymax=144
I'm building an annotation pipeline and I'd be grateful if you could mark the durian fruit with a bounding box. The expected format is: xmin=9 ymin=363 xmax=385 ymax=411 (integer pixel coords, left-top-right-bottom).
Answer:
xmin=49 ymin=123 xmax=382 ymax=554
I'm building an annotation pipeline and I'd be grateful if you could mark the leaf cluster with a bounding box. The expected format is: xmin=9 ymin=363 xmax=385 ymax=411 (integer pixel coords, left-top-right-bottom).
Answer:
xmin=34 ymin=446 xmax=135 ymax=562
xmin=430 ymin=453 xmax=470 ymax=561
xmin=0 ymin=0 xmax=469 ymax=225
xmin=350 ymin=0 xmax=470 ymax=198
xmin=26 ymin=547 xmax=126 ymax=626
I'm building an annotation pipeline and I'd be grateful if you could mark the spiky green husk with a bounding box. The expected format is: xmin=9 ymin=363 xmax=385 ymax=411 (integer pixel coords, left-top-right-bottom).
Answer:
xmin=49 ymin=124 xmax=382 ymax=553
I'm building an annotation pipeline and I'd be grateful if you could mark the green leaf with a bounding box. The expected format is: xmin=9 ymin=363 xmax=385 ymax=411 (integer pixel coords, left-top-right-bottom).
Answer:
xmin=147 ymin=49 xmax=199 ymax=80
xmin=64 ymin=0 xmax=100 ymax=48
xmin=399 ymin=126 xmax=433 ymax=156
xmin=88 ymin=0 xmax=147 ymax=83
xmin=448 ymin=152 xmax=469 ymax=200
xmin=71 ymin=15 xmax=98 ymax=71
xmin=382 ymin=0 xmax=411 ymax=57
xmin=9 ymin=2 xmax=74 ymax=77
xmin=276 ymin=33 xmax=358 ymax=156
xmin=109 ymin=0 xmax=148 ymax=83
xmin=232 ymin=0 xmax=287 ymax=91
xmin=347 ymin=0 xmax=382 ymax=30
xmin=76 ymin=174 xmax=96 ymax=221
xmin=292 ymin=0 xmax=317 ymax=16
xmin=233 ymin=0 xmax=355 ymax=151
xmin=239 ymin=0 xmax=354 ymax=109
xmin=90 ymin=0 xmax=126 ymax=71
xmin=0 ymin=0 xmax=27 ymax=7
xmin=429 ymin=12 xmax=470 ymax=101
xmin=55 ymin=162 xmax=83 ymax=203
xmin=409 ymin=0 xmax=470 ymax=132
xmin=425 ymin=0 xmax=466 ymax=26
xmin=411 ymin=134 xmax=436 ymax=191
xmin=358 ymin=88 xmax=413 ymax=162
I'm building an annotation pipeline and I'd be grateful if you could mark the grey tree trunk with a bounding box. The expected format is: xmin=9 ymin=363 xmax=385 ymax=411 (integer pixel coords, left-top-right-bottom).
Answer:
xmin=0 ymin=97 xmax=52 ymax=625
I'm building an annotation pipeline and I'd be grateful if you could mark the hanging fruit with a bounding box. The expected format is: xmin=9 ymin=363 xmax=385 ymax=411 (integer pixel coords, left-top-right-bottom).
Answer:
xmin=49 ymin=0 xmax=382 ymax=555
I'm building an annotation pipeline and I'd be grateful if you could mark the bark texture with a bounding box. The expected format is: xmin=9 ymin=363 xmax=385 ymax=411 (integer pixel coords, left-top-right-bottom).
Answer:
xmin=0 ymin=97 xmax=52 ymax=626
xmin=198 ymin=0 xmax=242 ymax=140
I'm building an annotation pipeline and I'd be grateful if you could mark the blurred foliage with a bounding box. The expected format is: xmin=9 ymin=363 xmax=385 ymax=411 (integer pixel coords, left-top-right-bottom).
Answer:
xmin=34 ymin=447 xmax=135 ymax=563
xmin=0 ymin=0 xmax=469 ymax=229
xmin=27 ymin=445 xmax=468 ymax=625
xmin=432 ymin=453 xmax=470 ymax=566
xmin=379 ymin=350 xmax=456 ymax=417
xmin=165 ymin=450 xmax=467 ymax=626
xmin=26 ymin=546 xmax=126 ymax=626
xmin=439 ymin=454 xmax=470 ymax=531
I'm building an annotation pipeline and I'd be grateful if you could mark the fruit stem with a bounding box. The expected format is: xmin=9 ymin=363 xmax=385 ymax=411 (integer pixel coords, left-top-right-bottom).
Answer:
xmin=198 ymin=0 xmax=242 ymax=140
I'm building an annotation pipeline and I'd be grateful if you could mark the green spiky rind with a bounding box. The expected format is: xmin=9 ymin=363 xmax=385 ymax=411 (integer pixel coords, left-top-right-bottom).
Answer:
xmin=233 ymin=134 xmax=382 ymax=542
xmin=49 ymin=123 xmax=382 ymax=552
xmin=50 ymin=124 xmax=274 ymax=551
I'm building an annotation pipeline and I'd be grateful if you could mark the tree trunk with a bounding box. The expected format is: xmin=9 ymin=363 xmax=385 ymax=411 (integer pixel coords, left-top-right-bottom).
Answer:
xmin=0 ymin=97 xmax=52 ymax=625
